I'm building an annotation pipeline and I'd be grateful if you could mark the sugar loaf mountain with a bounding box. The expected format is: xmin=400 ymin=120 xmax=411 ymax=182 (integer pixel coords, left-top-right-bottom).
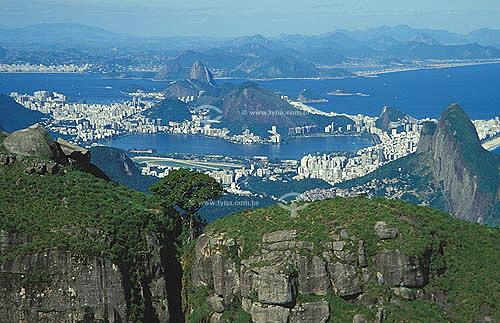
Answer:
xmin=148 ymin=61 xmax=354 ymax=137
xmin=1 ymin=113 xmax=500 ymax=320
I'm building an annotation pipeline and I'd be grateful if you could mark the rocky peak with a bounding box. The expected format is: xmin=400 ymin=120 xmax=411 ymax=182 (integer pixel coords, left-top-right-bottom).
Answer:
xmin=417 ymin=104 xmax=500 ymax=222
xmin=376 ymin=106 xmax=411 ymax=132
xmin=190 ymin=60 xmax=216 ymax=86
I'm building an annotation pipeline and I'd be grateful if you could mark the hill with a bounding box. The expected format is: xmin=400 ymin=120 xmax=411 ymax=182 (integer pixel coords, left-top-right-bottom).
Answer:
xmin=0 ymin=130 xmax=171 ymax=322
xmin=0 ymin=95 xmax=45 ymax=132
xmin=89 ymin=146 xmax=158 ymax=194
xmin=144 ymin=97 xmax=192 ymax=125
xmin=375 ymin=106 xmax=414 ymax=132
xmin=336 ymin=104 xmax=500 ymax=225
xmin=218 ymin=82 xmax=354 ymax=136
xmin=185 ymin=196 xmax=500 ymax=322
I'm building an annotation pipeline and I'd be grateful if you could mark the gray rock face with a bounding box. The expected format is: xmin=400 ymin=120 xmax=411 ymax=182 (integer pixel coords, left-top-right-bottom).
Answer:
xmin=262 ymin=230 xmax=297 ymax=243
xmin=416 ymin=104 xmax=500 ymax=223
xmin=190 ymin=229 xmax=434 ymax=323
xmin=57 ymin=138 xmax=90 ymax=167
xmin=290 ymin=301 xmax=330 ymax=323
xmin=251 ymin=302 xmax=290 ymax=323
xmin=3 ymin=124 xmax=67 ymax=164
xmin=297 ymin=256 xmax=330 ymax=295
xmin=0 ymin=229 xmax=170 ymax=323
xmin=190 ymin=61 xmax=216 ymax=86
xmin=207 ymin=295 xmax=225 ymax=313
xmin=254 ymin=266 xmax=297 ymax=307
xmin=0 ymin=248 xmax=126 ymax=322
xmin=353 ymin=313 xmax=368 ymax=323
xmin=328 ymin=263 xmax=363 ymax=297
xmin=373 ymin=250 xmax=427 ymax=288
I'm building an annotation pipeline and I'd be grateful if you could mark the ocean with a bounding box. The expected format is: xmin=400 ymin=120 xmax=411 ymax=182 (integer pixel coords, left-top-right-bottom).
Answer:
xmin=1 ymin=64 xmax=499 ymax=157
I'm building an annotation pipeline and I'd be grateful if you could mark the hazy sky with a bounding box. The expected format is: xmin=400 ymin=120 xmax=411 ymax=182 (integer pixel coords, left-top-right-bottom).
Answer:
xmin=2 ymin=0 xmax=500 ymax=37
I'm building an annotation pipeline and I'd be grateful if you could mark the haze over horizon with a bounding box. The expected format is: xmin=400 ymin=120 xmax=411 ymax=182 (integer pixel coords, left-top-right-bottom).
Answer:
xmin=1 ymin=0 xmax=500 ymax=37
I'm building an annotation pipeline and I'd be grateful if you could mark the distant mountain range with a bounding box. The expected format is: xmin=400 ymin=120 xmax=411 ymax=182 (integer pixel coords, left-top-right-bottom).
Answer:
xmin=2 ymin=23 xmax=500 ymax=79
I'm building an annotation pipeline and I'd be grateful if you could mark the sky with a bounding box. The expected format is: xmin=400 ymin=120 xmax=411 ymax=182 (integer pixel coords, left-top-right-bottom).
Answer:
xmin=1 ymin=0 xmax=500 ymax=37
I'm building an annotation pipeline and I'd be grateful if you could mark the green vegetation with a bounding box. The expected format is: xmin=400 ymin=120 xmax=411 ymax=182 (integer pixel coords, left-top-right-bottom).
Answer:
xmin=151 ymin=168 xmax=223 ymax=242
xmin=196 ymin=196 xmax=500 ymax=322
xmin=440 ymin=104 xmax=500 ymax=193
xmin=145 ymin=97 xmax=192 ymax=125
xmin=244 ymin=176 xmax=331 ymax=198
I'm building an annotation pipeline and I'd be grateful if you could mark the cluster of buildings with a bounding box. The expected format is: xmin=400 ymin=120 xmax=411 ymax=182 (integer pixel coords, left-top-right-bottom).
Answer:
xmin=296 ymin=124 xmax=423 ymax=184
xmin=0 ymin=63 xmax=90 ymax=73
xmin=473 ymin=117 xmax=500 ymax=141
xmin=139 ymin=155 xmax=299 ymax=196
xmin=166 ymin=117 xmax=281 ymax=144
xmin=10 ymin=91 xmax=163 ymax=142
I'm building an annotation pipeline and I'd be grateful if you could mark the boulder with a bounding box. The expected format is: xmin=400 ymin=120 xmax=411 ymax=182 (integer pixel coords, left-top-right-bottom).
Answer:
xmin=2 ymin=124 xmax=67 ymax=164
xmin=262 ymin=230 xmax=297 ymax=243
xmin=289 ymin=300 xmax=329 ymax=323
xmin=254 ymin=266 xmax=297 ymax=307
xmin=206 ymin=295 xmax=224 ymax=313
xmin=56 ymin=138 xmax=90 ymax=167
xmin=251 ymin=302 xmax=290 ymax=323
xmin=353 ymin=314 xmax=368 ymax=323
xmin=328 ymin=263 xmax=362 ymax=298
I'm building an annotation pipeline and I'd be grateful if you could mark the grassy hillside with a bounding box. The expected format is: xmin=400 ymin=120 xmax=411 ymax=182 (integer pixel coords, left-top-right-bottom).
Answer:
xmin=0 ymin=132 xmax=169 ymax=321
xmin=200 ymin=196 xmax=500 ymax=322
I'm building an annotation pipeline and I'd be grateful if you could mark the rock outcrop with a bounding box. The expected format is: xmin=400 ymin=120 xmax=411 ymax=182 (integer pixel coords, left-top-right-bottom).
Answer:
xmin=189 ymin=226 xmax=434 ymax=323
xmin=1 ymin=124 xmax=109 ymax=181
xmin=417 ymin=104 xmax=500 ymax=223
xmin=56 ymin=138 xmax=90 ymax=168
xmin=0 ymin=231 xmax=127 ymax=322
xmin=190 ymin=61 xmax=216 ymax=86
xmin=3 ymin=124 xmax=67 ymax=164
xmin=375 ymin=106 xmax=415 ymax=132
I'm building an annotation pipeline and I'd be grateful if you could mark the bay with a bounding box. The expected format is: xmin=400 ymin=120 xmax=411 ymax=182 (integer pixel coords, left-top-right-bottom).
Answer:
xmin=249 ymin=63 xmax=500 ymax=120
xmin=101 ymin=134 xmax=371 ymax=160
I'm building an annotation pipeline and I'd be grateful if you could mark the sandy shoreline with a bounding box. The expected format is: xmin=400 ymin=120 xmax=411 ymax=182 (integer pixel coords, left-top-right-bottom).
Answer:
xmin=483 ymin=136 xmax=500 ymax=151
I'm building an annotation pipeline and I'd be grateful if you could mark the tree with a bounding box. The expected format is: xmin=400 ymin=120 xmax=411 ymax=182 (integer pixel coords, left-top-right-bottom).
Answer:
xmin=150 ymin=168 xmax=223 ymax=242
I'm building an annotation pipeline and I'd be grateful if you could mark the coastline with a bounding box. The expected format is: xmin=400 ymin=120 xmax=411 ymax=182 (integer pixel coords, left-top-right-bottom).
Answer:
xmin=483 ymin=136 xmax=500 ymax=151
xmin=5 ymin=59 xmax=498 ymax=81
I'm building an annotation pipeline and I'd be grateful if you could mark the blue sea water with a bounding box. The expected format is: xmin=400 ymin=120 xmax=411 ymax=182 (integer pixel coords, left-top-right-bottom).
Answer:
xmin=101 ymin=134 xmax=371 ymax=160
xmin=1 ymin=64 xmax=499 ymax=119
xmin=1 ymin=65 xmax=499 ymax=157
xmin=494 ymin=147 xmax=500 ymax=155
xmin=0 ymin=73 xmax=172 ymax=104
xmin=249 ymin=63 xmax=500 ymax=119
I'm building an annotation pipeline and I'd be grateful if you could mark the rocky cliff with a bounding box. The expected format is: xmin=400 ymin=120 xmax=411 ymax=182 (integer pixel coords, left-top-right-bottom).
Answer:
xmin=332 ymin=104 xmax=500 ymax=225
xmin=0 ymin=128 xmax=171 ymax=322
xmin=417 ymin=104 xmax=500 ymax=223
xmin=185 ymin=197 xmax=500 ymax=322
xmin=190 ymin=61 xmax=216 ymax=86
